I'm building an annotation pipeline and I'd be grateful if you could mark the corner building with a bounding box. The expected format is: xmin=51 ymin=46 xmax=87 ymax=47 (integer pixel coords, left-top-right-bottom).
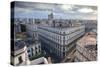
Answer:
xmin=38 ymin=24 xmax=85 ymax=59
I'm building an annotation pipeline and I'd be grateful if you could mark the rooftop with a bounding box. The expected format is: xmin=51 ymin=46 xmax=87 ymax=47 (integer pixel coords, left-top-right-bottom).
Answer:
xmin=14 ymin=40 xmax=25 ymax=51
xmin=39 ymin=25 xmax=84 ymax=35
xmin=77 ymin=32 xmax=97 ymax=53
xmin=76 ymin=32 xmax=97 ymax=61
xmin=25 ymin=38 xmax=40 ymax=47
xmin=14 ymin=38 xmax=40 ymax=51
xmin=15 ymin=32 xmax=28 ymax=39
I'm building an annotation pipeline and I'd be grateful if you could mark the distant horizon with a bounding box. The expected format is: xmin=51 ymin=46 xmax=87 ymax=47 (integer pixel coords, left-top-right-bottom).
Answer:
xmin=11 ymin=17 xmax=97 ymax=21
xmin=11 ymin=1 xmax=97 ymax=20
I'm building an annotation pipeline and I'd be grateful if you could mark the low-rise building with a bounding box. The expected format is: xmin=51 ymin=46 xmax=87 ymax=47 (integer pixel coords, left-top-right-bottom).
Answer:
xmin=75 ymin=33 xmax=97 ymax=62
xmin=30 ymin=57 xmax=48 ymax=64
xmin=25 ymin=38 xmax=41 ymax=59
xmin=11 ymin=40 xmax=28 ymax=65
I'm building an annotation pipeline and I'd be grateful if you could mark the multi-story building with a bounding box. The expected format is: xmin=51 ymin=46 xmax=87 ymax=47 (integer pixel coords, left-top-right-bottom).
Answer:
xmin=26 ymin=23 xmax=38 ymax=40
xmin=25 ymin=38 xmax=41 ymax=59
xmin=38 ymin=23 xmax=85 ymax=59
xmin=14 ymin=22 xmax=21 ymax=33
xmin=81 ymin=20 xmax=97 ymax=32
xmin=75 ymin=33 xmax=97 ymax=62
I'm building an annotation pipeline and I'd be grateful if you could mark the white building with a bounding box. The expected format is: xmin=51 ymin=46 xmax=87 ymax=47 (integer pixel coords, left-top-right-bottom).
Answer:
xmin=38 ymin=24 xmax=85 ymax=59
xmin=11 ymin=40 xmax=28 ymax=65
xmin=18 ymin=57 xmax=48 ymax=65
xmin=30 ymin=57 xmax=48 ymax=64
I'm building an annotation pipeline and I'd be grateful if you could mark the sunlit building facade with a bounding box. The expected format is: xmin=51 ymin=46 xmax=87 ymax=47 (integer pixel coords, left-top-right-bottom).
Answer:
xmin=75 ymin=33 xmax=97 ymax=62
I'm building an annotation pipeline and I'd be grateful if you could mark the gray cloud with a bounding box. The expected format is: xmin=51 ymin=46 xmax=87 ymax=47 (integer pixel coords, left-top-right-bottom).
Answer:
xmin=12 ymin=1 xmax=97 ymax=20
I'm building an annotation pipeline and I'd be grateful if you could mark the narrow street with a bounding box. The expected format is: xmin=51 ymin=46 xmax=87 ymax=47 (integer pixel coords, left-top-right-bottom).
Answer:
xmin=61 ymin=48 xmax=76 ymax=63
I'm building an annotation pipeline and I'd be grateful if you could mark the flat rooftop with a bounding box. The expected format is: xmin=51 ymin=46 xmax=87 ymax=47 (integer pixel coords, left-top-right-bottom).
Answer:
xmin=14 ymin=38 xmax=40 ymax=51
xmin=25 ymin=38 xmax=40 ymax=47
xmin=38 ymin=25 xmax=84 ymax=35
xmin=14 ymin=40 xmax=25 ymax=51
xmin=77 ymin=32 xmax=97 ymax=51
xmin=39 ymin=25 xmax=84 ymax=31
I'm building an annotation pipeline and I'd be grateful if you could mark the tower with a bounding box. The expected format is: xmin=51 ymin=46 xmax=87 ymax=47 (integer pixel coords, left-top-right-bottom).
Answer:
xmin=48 ymin=13 xmax=54 ymax=26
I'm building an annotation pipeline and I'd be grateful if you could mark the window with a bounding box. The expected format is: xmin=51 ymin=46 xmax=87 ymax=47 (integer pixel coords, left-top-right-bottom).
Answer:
xmin=63 ymin=32 xmax=66 ymax=35
xmin=58 ymin=45 xmax=59 ymax=49
xmin=27 ymin=50 xmax=30 ymax=53
xmin=39 ymin=45 xmax=41 ymax=49
xmin=35 ymin=47 xmax=37 ymax=50
xmin=56 ymin=35 xmax=57 ymax=41
xmin=60 ymin=36 xmax=61 ymax=44
xmin=36 ymin=51 xmax=37 ymax=54
xmin=63 ymin=47 xmax=65 ymax=51
xmin=28 ymin=54 xmax=31 ymax=58
xmin=63 ymin=52 xmax=65 ymax=57
xmin=63 ymin=36 xmax=65 ymax=45
xmin=18 ymin=56 xmax=23 ymax=63
xmin=31 ymin=48 xmax=33 ymax=51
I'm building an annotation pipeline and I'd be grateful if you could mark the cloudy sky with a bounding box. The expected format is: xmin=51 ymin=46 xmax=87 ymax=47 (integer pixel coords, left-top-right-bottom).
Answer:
xmin=12 ymin=1 xmax=97 ymax=20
